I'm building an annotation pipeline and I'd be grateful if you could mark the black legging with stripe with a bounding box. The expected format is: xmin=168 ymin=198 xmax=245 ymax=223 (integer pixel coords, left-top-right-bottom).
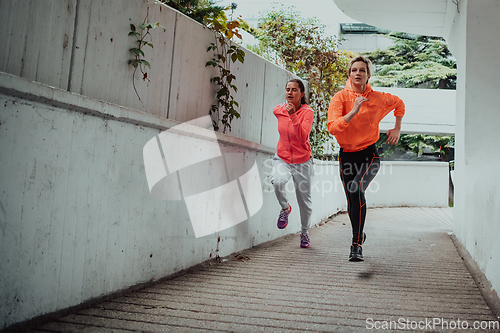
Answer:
xmin=339 ymin=144 xmax=380 ymax=245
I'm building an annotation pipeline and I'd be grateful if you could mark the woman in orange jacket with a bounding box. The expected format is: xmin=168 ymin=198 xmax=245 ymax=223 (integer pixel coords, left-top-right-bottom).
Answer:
xmin=327 ymin=56 xmax=405 ymax=261
xmin=271 ymin=79 xmax=314 ymax=248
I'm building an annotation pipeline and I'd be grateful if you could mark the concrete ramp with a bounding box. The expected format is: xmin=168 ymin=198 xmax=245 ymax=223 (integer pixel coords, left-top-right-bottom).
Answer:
xmin=26 ymin=208 xmax=500 ymax=332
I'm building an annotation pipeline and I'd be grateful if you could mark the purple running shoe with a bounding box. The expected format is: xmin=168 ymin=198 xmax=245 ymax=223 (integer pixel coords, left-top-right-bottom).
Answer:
xmin=300 ymin=233 xmax=310 ymax=248
xmin=277 ymin=204 xmax=291 ymax=229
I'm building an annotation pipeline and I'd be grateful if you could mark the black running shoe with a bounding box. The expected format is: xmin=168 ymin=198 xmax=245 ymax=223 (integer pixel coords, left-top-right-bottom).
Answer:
xmin=349 ymin=244 xmax=364 ymax=261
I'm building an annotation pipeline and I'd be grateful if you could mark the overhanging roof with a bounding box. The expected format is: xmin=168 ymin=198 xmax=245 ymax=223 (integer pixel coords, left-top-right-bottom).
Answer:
xmin=333 ymin=0 xmax=457 ymax=39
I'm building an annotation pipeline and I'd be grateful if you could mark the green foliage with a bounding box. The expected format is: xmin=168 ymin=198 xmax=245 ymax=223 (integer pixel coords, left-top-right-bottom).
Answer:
xmin=255 ymin=5 xmax=354 ymax=158
xmin=158 ymin=0 xmax=225 ymax=25
xmin=363 ymin=33 xmax=456 ymax=89
xmin=205 ymin=9 xmax=246 ymax=133
xmin=257 ymin=6 xmax=337 ymax=74
xmin=239 ymin=19 xmax=257 ymax=36
xmin=376 ymin=133 xmax=455 ymax=161
xmin=128 ymin=12 xmax=165 ymax=102
xmin=125 ymin=1 xmax=244 ymax=133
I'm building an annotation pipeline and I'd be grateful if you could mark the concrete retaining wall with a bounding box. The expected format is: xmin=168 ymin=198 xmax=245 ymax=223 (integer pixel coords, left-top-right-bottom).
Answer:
xmin=0 ymin=0 xmax=289 ymax=147
xmin=313 ymin=160 xmax=449 ymax=210
xmin=0 ymin=72 xmax=299 ymax=328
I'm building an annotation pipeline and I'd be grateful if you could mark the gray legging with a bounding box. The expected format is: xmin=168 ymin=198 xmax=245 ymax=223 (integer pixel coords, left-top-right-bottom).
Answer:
xmin=271 ymin=155 xmax=314 ymax=234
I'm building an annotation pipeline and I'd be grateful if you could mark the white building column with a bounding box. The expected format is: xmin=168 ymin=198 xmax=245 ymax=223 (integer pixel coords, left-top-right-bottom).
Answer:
xmin=451 ymin=0 xmax=500 ymax=295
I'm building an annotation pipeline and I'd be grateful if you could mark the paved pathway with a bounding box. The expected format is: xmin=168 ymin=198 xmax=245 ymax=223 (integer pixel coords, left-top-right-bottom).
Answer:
xmin=27 ymin=208 xmax=500 ymax=332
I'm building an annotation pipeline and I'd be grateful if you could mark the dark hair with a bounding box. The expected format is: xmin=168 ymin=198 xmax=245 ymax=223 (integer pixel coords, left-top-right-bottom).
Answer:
xmin=286 ymin=79 xmax=308 ymax=105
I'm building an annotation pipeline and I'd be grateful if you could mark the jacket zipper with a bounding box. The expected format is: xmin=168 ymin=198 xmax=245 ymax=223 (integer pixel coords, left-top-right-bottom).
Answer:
xmin=287 ymin=117 xmax=294 ymax=163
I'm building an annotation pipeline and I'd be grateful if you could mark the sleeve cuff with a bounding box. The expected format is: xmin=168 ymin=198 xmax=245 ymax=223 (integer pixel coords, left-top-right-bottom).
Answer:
xmin=339 ymin=117 xmax=349 ymax=130
xmin=394 ymin=110 xmax=405 ymax=117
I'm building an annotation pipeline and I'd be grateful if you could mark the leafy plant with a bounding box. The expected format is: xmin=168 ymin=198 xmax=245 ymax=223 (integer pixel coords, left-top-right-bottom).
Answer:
xmin=239 ymin=19 xmax=257 ymax=36
xmin=128 ymin=11 xmax=165 ymax=102
xmin=158 ymin=0 xmax=225 ymax=25
xmin=205 ymin=9 xmax=245 ymax=133
xmin=125 ymin=2 xmax=245 ymax=132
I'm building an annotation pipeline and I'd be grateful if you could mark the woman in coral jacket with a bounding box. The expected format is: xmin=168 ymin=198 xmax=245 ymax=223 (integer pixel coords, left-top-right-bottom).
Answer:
xmin=327 ymin=56 xmax=405 ymax=261
xmin=271 ymin=79 xmax=315 ymax=248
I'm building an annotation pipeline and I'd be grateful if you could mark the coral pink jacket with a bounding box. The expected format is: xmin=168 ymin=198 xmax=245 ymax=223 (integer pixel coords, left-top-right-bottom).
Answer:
xmin=274 ymin=103 xmax=314 ymax=164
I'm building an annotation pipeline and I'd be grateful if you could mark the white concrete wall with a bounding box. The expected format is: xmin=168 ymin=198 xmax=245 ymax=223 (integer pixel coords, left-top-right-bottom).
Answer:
xmin=338 ymin=34 xmax=395 ymax=53
xmin=0 ymin=72 xmax=321 ymax=328
xmin=0 ymin=0 xmax=75 ymax=90
xmin=448 ymin=0 xmax=500 ymax=303
xmin=0 ymin=0 xmax=281 ymax=147
xmin=312 ymin=160 xmax=449 ymax=210
xmin=368 ymin=161 xmax=449 ymax=208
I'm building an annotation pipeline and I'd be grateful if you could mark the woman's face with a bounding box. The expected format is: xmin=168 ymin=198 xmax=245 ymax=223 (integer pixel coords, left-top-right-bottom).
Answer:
xmin=286 ymin=82 xmax=304 ymax=105
xmin=349 ymin=61 xmax=370 ymax=86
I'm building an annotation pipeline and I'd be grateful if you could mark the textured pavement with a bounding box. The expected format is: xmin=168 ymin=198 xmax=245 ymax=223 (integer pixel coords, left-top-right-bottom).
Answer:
xmin=25 ymin=208 xmax=500 ymax=332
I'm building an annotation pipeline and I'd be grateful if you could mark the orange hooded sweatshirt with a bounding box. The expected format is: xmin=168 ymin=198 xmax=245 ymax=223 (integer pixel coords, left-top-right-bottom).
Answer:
xmin=327 ymin=80 xmax=405 ymax=152
xmin=274 ymin=103 xmax=314 ymax=164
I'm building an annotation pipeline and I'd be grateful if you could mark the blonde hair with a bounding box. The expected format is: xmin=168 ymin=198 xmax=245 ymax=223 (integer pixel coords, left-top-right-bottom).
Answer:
xmin=348 ymin=55 xmax=372 ymax=77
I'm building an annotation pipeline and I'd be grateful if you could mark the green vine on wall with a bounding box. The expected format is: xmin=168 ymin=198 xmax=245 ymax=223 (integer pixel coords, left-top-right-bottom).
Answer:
xmin=205 ymin=11 xmax=245 ymax=133
xmin=127 ymin=3 xmax=245 ymax=132
xmin=128 ymin=10 xmax=165 ymax=102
